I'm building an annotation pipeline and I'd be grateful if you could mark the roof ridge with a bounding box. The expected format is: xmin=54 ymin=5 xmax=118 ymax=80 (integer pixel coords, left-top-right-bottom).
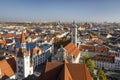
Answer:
xmin=84 ymin=65 xmax=87 ymax=80
xmin=64 ymin=63 xmax=73 ymax=80
xmin=64 ymin=42 xmax=73 ymax=49
xmin=84 ymin=65 xmax=92 ymax=80
xmin=70 ymin=46 xmax=80 ymax=57
xmin=63 ymin=59 xmax=69 ymax=63
xmin=57 ymin=63 xmax=73 ymax=80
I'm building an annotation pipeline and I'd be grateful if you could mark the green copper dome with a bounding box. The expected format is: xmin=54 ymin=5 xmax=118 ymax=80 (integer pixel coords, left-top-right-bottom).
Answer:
xmin=71 ymin=21 xmax=78 ymax=28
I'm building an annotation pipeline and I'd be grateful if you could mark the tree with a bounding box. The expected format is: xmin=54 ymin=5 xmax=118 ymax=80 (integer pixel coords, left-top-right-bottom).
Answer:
xmin=86 ymin=59 xmax=95 ymax=78
xmin=97 ymin=69 xmax=106 ymax=80
xmin=83 ymin=54 xmax=89 ymax=61
xmin=83 ymin=54 xmax=96 ymax=79
xmin=54 ymin=37 xmax=61 ymax=43
xmin=83 ymin=54 xmax=89 ymax=64
xmin=86 ymin=59 xmax=95 ymax=69
xmin=83 ymin=54 xmax=95 ymax=69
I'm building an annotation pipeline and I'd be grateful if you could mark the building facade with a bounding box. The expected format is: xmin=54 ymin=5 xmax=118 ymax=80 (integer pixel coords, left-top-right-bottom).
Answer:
xmin=53 ymin=42 xmax=81 ymax=63
xmin=93 ymin=52 xmax=120 ymax=71
xmin=32 ymin=44 xmax=52 ymax=69
xmin=0 ymin=30 xmax=53 ymax=80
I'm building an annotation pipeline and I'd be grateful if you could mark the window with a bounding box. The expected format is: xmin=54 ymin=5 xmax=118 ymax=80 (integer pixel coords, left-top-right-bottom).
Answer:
xmin=21 ymin=61 xmax=23 ymax=64
xmin=29 ymin=71 xmax=31 ymax=74
xmin=18 ymin=66 xmax=23 ymax=73
xmin=18 ymin=74 xmax=23 ymax=78
xmin=26 ymin=61 xmax=28 ymax=64
xmin=18 ymin=61 xmax=20 ymax=64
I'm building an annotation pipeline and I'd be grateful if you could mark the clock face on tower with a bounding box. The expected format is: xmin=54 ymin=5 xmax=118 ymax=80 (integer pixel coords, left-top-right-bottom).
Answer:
xmin=21 ymin=43 xmax=26 ymax=48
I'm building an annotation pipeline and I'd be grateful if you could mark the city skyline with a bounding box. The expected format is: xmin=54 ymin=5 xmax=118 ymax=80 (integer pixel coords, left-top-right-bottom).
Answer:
xmin=0 ymin=0 xmax=120 ymax=22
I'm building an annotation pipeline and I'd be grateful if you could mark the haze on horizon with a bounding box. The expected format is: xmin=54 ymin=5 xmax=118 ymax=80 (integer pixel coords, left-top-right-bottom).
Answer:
xmin=0 ymin=0 xmax=120 ymax=22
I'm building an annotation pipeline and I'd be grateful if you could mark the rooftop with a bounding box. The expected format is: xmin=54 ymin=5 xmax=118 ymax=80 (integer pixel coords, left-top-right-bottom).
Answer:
xmin=39 ymin=60 xmax=92 ymax=80
xmin=39 ymin=44 xmax=52 ymax=51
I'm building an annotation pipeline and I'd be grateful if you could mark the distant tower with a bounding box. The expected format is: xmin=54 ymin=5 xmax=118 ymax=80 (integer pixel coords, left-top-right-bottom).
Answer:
xmin=56 ymin=21 xmax=63 ymax=30
xmin=57 ymin=21 xmax=61 ymax=26
xmin=71 ymin=21 xmax=78 ymax=46
xmin=16 ymin=30 xmax=32 ymax=79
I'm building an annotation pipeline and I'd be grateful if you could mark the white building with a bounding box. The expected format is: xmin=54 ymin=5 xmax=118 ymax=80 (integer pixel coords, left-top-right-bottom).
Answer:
xmin=0 ymin=30 xmax=53 ymax=80
xmin=115 ymin=53 xmax=120 ymax=70
xmin=31 ymin=43 xmax=52 ymax=69
xmin=16 ymin=30 xmax=33 ymax=79
xmin=93 ymin=52 xmax=120 ymax=71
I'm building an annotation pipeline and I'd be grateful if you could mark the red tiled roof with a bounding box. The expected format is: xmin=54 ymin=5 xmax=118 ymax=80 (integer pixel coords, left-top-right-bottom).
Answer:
xmin=0 ymin=40 xmax=6 ymax=45
xmin=32 ymin=47 xmax=42 ymax=56
xmin=58 ymin=63 xmax=73 ymax=80
xmin=0 ymin=33 xmax=15 ymax=38
xmin=0 ymin=57 xmax=16 ymax=80
xmin=39 ymin=62 xmax=92 ymax=80
xmin=95 ymin=46 xmax=108 ymax=53
xmin=91 ymin=36 xmax=98 ymax=38
xmin=79 ymin=45 xmax=108 ymax=53
xmin=79 ymin=45 xmax=94 ymax=52
xmin=39 ymin=62 xmax=63 ymax=80
xmin=93 ymin=55 xmax=114 ymax=63
xmin=5 ymin=39 xmax=13 ymax=44
xmin=108 ymin=53 xmax=117 ymax=57
xmin=64 ymin=42 xmax=80 ymax=57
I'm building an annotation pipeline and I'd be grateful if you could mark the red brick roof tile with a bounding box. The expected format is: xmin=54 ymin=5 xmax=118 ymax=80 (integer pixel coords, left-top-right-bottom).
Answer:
xmin=39 ymin=62 xmax=92 ymax=80
xmin=64 ymin=42 xmax=80 ymax=57
xmin=0 ymin=57 xmax=16 ymax=80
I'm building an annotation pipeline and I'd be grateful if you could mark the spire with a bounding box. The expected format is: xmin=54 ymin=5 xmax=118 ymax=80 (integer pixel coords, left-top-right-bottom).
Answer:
xmin=73 ymin=21 xmax=75 ymax=24
xmin=64 ymin=64 xmax=72 ymax=80
xmin=21 ymin=30 xmax=26 ymax=43
xmin=17 ymin=30 xmax=27 ymax=57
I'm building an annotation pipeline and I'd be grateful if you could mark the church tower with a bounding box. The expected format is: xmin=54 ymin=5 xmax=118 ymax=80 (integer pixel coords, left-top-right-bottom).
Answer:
xmin=71 ymin=21 xmax=78 ymax=46
xmin=16 ymin=30 xmax=31 ymax=79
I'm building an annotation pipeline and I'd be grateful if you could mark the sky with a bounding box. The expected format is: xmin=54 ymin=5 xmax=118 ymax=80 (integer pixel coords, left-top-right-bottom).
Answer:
xmin=0 ymin=0 xmax=120 ymax=22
